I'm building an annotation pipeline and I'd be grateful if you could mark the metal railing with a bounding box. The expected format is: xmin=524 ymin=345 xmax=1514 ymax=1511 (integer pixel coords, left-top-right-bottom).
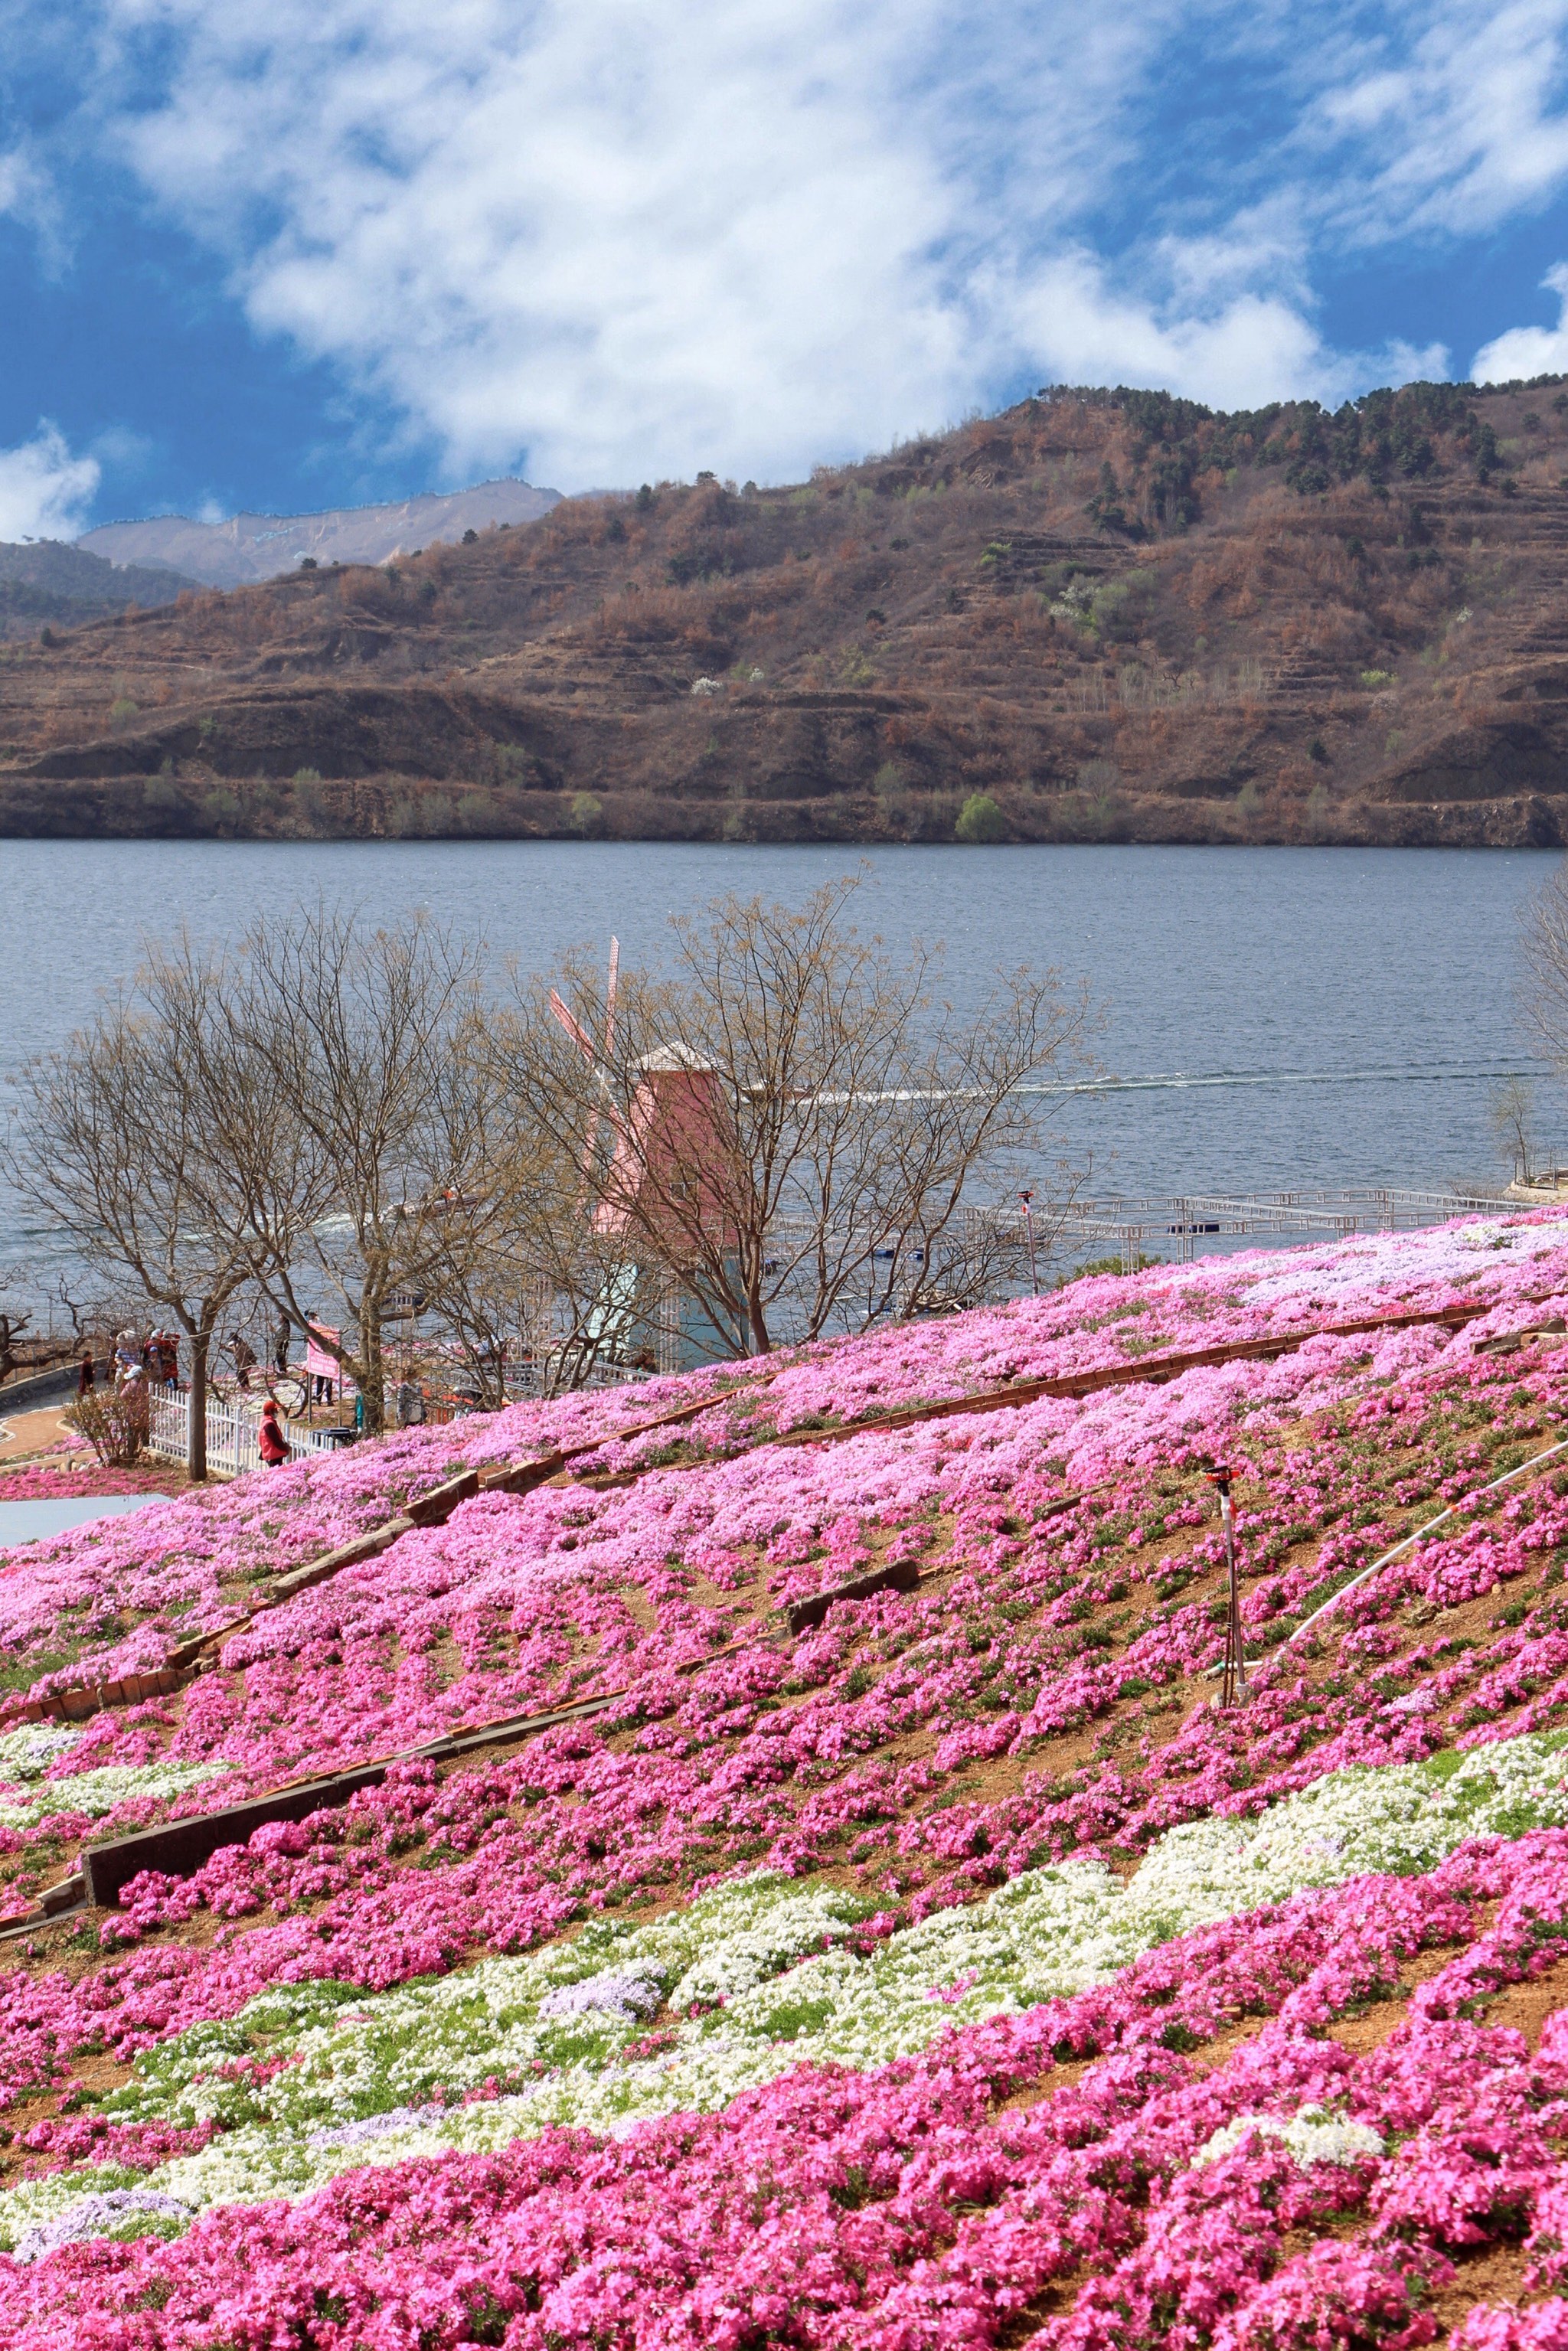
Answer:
xmin=1033 ymin=1184 xmax=1519 ymax=1274
xmin=147 ymin=1391 xmax=347 ymax=1474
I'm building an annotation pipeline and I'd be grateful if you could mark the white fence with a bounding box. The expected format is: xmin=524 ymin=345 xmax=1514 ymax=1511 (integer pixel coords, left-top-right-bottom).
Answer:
xmin=147 ymin=1392 xmax=346 ymax=1475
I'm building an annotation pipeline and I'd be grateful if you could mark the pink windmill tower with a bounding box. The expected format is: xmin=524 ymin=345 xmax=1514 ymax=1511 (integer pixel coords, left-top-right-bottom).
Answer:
xmin=549 ymin=945 xmax=742 ymax=1364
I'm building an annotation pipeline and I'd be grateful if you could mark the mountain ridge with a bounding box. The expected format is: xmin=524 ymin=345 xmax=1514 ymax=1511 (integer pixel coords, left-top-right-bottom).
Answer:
xmin=0 ymin=540 xmax=200 ymax=639
xmin=8 ymin=377 xmax=1568 ymax=844
xmin=78 ymin=478 xmax=562 ymax=589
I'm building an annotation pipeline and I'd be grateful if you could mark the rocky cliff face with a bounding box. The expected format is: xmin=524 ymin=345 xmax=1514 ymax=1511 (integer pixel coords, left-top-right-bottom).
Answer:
xmin=8 ymin=382 xmax=1568 ymax=845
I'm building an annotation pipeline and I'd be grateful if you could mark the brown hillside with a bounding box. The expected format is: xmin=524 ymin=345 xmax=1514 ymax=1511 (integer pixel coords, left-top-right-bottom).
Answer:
xmin=9 ymin=379 xmax=1568 ymax=845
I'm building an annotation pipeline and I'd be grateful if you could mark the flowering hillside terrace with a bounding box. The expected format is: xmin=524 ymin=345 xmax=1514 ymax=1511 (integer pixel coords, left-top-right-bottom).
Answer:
xmin=2 ymin=1213 xmax=1568 ymax=2343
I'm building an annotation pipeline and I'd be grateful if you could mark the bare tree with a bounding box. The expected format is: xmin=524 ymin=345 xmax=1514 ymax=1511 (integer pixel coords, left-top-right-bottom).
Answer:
xmin=495 ymin=874 xmax=1092 ymax=1358
xmin=9 ymin=984 xmax=252 ymax=1479
xmin=1523 ymin=867 xmax=1568 ymax=1159
xmin=158 ymin=907 xmax=515 ymax=1435
xmin=422 ymin=1122 xmax=656 ymax=1400
xmin=52 ymin=1276 xmax=152 ymax=1368
xmin=1489 ymin=1077 xmax=1537 ymax=1185
xmin=0 ymin=1274 xmax=36 ymax=1389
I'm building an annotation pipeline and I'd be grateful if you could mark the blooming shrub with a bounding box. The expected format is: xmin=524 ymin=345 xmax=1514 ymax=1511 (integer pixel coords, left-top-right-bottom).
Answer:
xmin=0 ymin=1211 xmax=1567 ymax=2339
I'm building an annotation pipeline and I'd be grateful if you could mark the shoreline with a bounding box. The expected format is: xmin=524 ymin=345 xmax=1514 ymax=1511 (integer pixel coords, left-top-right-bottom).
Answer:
xmin=0 ymin=797 xmax=1561 ymax=848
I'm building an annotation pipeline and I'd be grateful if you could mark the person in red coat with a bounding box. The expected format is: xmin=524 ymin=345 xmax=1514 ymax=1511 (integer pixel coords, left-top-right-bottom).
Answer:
xmin=258 ymin=1398 xmax=289 ymax=1468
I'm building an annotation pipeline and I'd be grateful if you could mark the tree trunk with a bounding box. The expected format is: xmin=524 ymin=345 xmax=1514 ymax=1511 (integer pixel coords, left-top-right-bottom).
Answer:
xmin=361 ymin=1299 xmax=386 ymax=1435
xmin=188 ymin=1331 xmax=208 ymax=1483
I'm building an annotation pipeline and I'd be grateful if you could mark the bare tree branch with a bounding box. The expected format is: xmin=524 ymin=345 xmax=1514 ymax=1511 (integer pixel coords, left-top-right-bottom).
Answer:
xmin=8 ymin=967 xmax=252 ymax=1478
xmin=495 ymin=873 xmax=1093 ymax=1357
xmin=156 ymin=906 xmax=516 ymax=1435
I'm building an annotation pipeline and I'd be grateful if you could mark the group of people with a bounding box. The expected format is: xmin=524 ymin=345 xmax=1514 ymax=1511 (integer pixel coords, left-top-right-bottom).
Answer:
xmin=70 ymin=1317 xmax=299 ymax=1469
xmin=74 ymin=1322 xmax=295 ymax=1401
xmin=79 ymin=1327 xmax=181 ymax=1399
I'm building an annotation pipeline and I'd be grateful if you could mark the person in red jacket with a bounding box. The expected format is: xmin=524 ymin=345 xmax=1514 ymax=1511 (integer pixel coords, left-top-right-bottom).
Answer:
xmin=258 ymin=1398 xmax=289 ymax=1468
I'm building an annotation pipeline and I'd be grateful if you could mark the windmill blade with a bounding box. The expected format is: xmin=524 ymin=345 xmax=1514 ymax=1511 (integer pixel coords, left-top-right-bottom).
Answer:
xmin=548 ymin=954 xmax=627 ymax=1200
xmin=549 ymin=989 xmax=599 ymax=1066
xmin=582 ymin=937 xmax=624 ymax=1187
xmin=603 ymin=936 xmax=619 ymax=1062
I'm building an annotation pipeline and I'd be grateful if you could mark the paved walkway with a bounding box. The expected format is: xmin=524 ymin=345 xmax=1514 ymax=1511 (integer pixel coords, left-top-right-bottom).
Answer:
xmin=0 ymin=1494 xmax=171 ymax=1543
xmin=0 ymin=1406 xmax=72 ymax=1462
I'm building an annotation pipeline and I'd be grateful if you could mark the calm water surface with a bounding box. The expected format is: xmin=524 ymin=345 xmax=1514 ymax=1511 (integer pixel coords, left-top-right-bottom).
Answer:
xmin=1 ymin=840 xmax=1559 ymax=1272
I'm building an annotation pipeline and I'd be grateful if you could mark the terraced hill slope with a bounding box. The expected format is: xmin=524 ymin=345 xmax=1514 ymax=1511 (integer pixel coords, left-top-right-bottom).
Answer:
xmin=10 ymin=379 xmax=1568 ymax=843
xmin=0 ymin=1212 xmax=1567 ymax=2340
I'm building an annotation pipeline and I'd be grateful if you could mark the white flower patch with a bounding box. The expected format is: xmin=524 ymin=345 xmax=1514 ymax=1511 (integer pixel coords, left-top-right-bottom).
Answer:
xmin=668 ymin=1882 xmax=877 ymax=2008
xmin=0 ymin=2164 xmax=173 ymax=2261
xmin=0 ymin=1755 xmax=232 ymax=1830
xmin=0 ymin=1716 xmax=231 ymax=1830
xmin=539 ymin=1961 xmax=666 ymax=2023
xmin=1125 ymin=1729 xmax=1568 ymax=1935
xmin=10 ymin=1727 xmax=1568 ymax=2252
xmin=308 ymin=2104 xmax=448 ymax=2150
xmin=11 ymin=2187 xmax=192 ymax=2263
xmin=1194 ymin=2104 xmax=1385 ymax=2170
xmin=0 ymin=1724 xmax=83 ymax=1781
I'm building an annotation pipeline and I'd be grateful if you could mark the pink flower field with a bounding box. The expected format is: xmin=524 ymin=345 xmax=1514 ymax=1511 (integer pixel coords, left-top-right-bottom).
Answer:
xmin=0 ymin=1210 xmax=1567 ymax=2344
xmin=0 ymin=1463 xmax=173 ymax=1505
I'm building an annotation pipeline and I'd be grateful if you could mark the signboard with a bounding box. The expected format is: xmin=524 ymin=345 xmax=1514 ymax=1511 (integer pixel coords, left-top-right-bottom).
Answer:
xmin=304 ymin=1325 xmax=357 ymax=1400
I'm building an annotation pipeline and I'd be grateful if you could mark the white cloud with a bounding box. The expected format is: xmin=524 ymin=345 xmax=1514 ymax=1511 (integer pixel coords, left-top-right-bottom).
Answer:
xmin=0 ymin=147 xmax=36 ymax=217
xmin=0 ymin=425 xmax=100 ymax=540
xmin=54 ymin=0 xmax=1568 ymax=491
xmin=0 ymin=134 xmax=70 ymax=273
xmin=1306 ymin=0 xmax=1568 ymax=242
xmin=1005 ymin=246 xmax=1448 ymax=410
xmin=89 ymin=0 xmax=1292 ymax=485
xmin=98 ymin=0 xmax=996 ymax=486
xmin=1010 ymin=253 xmax=1327 ymax=406
xmin=1472 ymin=263 xmax=1568 ymax=382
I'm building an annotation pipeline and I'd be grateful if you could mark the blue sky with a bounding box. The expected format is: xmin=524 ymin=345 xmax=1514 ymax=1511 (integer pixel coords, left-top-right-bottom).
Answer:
xmin=5 ymin=0 xmax=1568 ymax=538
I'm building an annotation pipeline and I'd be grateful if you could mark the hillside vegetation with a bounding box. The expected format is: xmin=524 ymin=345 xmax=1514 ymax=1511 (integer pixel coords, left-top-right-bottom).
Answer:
xmin=0 ymin=542 xmax=195 ymax=643
xmin=9 ymin=378 xmax=1568 ymax=842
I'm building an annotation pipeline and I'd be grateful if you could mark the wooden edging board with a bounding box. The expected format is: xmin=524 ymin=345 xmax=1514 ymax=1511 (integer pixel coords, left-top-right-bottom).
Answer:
xmin=72 ymin=1549 xmax=943 ymax=1915
xmin=758 ymin=1298 xmax=1493 ymax=1458
xmin=11 ymin=1380 xmax=772 ymax=1726
xmin=785 ymin=1559 xmax=921 ymax=1635
xmin=169 ymin=1380 xmax=769 ymax=1663
xmin=77 ymin=1693 xmax=623 ymax=1910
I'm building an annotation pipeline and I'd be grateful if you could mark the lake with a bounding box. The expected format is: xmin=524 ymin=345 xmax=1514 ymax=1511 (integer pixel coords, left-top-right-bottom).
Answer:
xmin=2 ymin=839 xmax=1560 ymax=1275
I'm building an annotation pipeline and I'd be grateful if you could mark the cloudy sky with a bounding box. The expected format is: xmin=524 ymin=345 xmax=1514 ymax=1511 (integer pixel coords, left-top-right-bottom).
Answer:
xmin=4 ymin=0 xmax=1568 ymax=536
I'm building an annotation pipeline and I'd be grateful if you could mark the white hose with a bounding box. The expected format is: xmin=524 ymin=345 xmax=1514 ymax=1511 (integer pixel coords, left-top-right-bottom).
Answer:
xmin=1283 ymin=1428 xmax=1568 ymax=1647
